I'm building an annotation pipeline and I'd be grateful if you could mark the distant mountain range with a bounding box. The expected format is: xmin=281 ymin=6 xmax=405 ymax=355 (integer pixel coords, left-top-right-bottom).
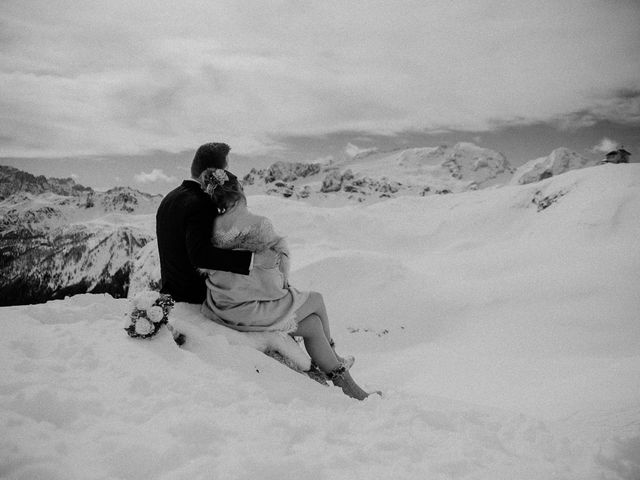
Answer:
xmin=0 ymin=144 xmax=614 ymax=305
xmin=0 ymin=165 xmax=160 ymax=305
xmin=242 ymin=143 xmax=603 ymax=203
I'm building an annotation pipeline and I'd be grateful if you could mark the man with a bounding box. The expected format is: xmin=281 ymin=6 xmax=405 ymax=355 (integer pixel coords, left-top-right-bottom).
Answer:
xmin=156 ymin=142 xmax=276 ymax=304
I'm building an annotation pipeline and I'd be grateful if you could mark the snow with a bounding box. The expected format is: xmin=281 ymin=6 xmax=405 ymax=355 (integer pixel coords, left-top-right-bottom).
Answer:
xmin=335 ymin=142 xmax=512 ymax=189
xmin=2 ymin=163 xmax=640 ymax=479
xmin=510 ymin=148 xmax=599 ymax=185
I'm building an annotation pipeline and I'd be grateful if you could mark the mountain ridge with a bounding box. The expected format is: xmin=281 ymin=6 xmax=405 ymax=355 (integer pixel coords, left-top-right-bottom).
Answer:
xmin=1 ymin=166 xmax=160 ymax=305
xmin=0 ymin=144 xmax=623 ymax=304
xmin=242 ymin=142 xmax=625 ymax=203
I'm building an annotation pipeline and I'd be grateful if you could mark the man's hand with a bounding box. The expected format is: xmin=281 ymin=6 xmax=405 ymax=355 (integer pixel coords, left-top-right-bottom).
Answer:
xmin=253 ymin=249 xmax=278 ymax=269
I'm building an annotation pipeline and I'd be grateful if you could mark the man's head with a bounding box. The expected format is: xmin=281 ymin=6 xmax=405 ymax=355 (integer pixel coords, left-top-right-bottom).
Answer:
xmin=191 ymin=142 xmax=230 ymax=178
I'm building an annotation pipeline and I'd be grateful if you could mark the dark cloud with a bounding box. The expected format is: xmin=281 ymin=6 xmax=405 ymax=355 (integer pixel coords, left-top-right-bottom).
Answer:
xmin=1 ymin=0 xmax=639 ymax=157
xmin=615 ymin=88 xmax=640 ymax=100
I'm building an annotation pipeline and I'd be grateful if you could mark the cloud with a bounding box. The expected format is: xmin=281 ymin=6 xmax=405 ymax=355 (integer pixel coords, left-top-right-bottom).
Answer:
xmin=592 ymin=138 xmax=621 ymax=154
xmin=1 ymin=0 xmax=639 ymax=157
xmin=134 ymin=169 xmax=177 ymax=184
xmin=345 ymin=143 xmax=378 ymax=158
xmin=553 ymin=113 xmax=599 ymax=132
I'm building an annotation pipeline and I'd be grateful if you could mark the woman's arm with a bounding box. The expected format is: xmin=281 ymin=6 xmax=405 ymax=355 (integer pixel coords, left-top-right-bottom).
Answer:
xmin=278 ymin=247 xmax=290 ymax=287
xmin=271 ymin=236 xmax=290 ymax=285
xmin=255 ymin=217 xmax=291 ymax=285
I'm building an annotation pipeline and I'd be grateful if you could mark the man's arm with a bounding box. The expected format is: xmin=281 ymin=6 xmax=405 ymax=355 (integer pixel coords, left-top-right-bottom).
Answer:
xmin=185 ymin=205 xmax=252 ymax=275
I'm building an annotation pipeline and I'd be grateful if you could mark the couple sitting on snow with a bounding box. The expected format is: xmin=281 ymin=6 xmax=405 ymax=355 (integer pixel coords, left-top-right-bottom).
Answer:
xmin=155 ymin=142 xmax=378 ymax=400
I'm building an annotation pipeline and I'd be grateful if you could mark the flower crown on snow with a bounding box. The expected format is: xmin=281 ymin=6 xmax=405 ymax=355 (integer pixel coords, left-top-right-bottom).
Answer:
xmin=124 ymin=291 xmax=175 ymax=339
xmin=202 ymin=168 xmax=229 ymax=196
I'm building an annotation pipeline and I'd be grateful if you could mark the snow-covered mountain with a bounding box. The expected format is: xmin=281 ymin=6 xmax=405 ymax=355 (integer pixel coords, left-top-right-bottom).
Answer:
xmin=510 ymin=147 xmax=601 ymax=185
xmin=2 ymin=163 xmax=639 ymax=479
xmin=242 ymin=142 xmax=514 ymax=203
xmin=0 ymin=165 xmax=161 ymax=306
xmin=0 ymin=165 xmax=93 ymax=199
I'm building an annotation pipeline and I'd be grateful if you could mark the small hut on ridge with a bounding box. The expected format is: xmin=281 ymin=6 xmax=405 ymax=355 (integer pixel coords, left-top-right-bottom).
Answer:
xmin=602 ymin=147 xmax=631 ymax=164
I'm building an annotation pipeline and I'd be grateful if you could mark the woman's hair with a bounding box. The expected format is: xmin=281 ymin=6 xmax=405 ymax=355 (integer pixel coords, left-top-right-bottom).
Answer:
xmin=200 ymin=168 xmax=246 ymax=213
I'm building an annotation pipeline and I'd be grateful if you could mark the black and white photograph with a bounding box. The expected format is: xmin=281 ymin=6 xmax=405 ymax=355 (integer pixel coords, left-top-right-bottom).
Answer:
xmin=1 ymin=1 xmax=639 ymax=478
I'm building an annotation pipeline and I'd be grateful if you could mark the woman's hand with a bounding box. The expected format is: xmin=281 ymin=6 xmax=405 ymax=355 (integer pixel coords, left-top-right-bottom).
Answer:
xmin=253 ymin=249 xmax=278 ymax=269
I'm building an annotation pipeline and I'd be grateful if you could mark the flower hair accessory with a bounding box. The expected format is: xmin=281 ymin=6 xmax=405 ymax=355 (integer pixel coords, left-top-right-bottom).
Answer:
xmin=203 ymin=168 xmax=229 ymax=195
xmin=124 ymin=291 xmax=175 ymax=339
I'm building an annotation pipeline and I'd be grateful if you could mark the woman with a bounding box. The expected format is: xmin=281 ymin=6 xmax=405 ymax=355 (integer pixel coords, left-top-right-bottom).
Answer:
xmin=198 ymin=168 xmax=376 ymax=400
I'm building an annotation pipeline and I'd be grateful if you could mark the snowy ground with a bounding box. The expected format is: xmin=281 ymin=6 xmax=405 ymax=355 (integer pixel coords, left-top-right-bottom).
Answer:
xmin=1 ymin=164 xmax=639 ymax=479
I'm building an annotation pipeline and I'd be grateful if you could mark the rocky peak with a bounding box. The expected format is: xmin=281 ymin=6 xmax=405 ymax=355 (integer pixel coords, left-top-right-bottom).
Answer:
xmin=100 ymin=186 xmax=162 ymax=213
xmin=440 ymin=143 xmax=513 ymax=183
xmin=243 ymin=161 xmax=323 ymax=186
xmin=0 ymin=165 xmax=92 ymax=200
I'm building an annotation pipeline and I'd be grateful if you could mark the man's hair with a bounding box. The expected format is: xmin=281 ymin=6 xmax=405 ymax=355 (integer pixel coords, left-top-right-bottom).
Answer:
xmin=190 ymin=143 xmax=230 ymax=178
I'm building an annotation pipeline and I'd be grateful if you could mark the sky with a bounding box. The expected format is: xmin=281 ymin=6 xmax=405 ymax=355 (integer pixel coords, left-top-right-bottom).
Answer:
xmin=1 ymin=0 xmax=639 ymax=194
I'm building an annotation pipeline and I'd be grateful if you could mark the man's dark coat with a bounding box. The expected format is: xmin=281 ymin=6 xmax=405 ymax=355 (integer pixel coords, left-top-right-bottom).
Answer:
xmin=156 ymin=180 xmax=251 ymax=303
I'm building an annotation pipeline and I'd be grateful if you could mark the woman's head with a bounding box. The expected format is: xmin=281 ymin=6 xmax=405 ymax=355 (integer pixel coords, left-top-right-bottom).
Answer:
xmin=200 ymin=168 xmax=245 ymax=213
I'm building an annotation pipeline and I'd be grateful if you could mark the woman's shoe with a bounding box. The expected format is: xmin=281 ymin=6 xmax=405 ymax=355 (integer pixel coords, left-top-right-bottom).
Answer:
xmin=326 ymin=365 xmax=370 ymax=401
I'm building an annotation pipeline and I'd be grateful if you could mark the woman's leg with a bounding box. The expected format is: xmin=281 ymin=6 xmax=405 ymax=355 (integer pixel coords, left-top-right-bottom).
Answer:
xmin=293 ymin=314 xmax=370 ymax=401
xmin=293 ymin=313 xmax=339 ymax=372
xmin=295 ymin=292 xmax=331 ymax=340
xmin=294 ymin=291 xmax=354 ymax=368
